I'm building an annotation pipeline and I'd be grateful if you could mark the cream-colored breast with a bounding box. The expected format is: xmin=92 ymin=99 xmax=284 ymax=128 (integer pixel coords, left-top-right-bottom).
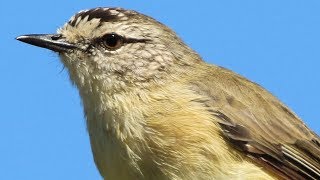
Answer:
xmin=82 ymin=84 xmax=275 ymax=180
xmin=83 ymin=88 xmax=151 ymax=179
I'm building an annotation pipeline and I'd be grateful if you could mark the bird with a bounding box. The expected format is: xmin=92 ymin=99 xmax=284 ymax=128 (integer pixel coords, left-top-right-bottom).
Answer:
xmin=16 ymin=7 xmax=319 ymax=180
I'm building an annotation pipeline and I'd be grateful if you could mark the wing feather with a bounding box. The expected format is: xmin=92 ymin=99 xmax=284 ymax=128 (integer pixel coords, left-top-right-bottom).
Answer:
xmin=188 ymin=64 xmax=320 ymax=179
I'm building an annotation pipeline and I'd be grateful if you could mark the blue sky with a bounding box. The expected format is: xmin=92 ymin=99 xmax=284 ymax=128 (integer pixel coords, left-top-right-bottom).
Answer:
xmin=1 ymin=1 xmax=319 ymax=179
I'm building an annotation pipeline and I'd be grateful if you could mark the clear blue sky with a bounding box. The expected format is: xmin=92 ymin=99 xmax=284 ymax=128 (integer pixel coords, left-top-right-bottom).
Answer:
xmin=1 ymin=1 xmax=319 ymax=179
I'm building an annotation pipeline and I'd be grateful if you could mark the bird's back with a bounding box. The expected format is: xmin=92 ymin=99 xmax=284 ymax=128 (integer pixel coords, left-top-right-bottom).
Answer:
xmin=184 ymin=62 xmax=320 ymax=179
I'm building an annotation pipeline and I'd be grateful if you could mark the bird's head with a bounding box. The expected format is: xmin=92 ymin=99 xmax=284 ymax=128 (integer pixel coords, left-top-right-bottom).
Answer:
xmin=17 ymin=7 xmax=202 ymax=94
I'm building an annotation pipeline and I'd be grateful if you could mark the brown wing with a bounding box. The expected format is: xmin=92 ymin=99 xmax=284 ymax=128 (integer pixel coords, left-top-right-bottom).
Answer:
xmin=188 ymin=64 xmax=320 ymax=179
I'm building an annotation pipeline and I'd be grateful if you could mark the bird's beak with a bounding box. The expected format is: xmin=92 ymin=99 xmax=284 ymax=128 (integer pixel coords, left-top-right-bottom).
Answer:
xmin=16 ymin=34 xmax=78 ymax=53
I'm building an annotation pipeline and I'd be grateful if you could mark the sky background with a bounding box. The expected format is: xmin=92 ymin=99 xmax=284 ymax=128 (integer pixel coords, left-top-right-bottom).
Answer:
xmin=1 ymin=1 xmax=319 ymax=179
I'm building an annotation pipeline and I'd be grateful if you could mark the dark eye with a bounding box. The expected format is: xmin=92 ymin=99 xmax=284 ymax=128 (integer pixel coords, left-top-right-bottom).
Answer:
xmin=102 ymin=33 xmax=123 ymax=50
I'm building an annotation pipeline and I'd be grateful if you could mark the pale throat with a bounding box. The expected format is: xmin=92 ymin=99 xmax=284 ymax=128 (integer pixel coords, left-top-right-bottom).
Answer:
xmin=60 ymin=53 xmax=168 ymax=141
xmin=75 ymin=71 xmax=151 ymax=142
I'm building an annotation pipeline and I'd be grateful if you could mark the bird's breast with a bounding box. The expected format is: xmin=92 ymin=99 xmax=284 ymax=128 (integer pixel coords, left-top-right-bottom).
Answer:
xmin=82 ymin=90 xmax=150 ymax=179
xmin=87 ymin=112 xmax=144 ymax=179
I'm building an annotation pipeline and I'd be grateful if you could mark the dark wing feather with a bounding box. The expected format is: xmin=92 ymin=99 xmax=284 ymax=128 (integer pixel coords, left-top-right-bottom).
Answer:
xmin=188 ymin=64 xmax=320 ymax=179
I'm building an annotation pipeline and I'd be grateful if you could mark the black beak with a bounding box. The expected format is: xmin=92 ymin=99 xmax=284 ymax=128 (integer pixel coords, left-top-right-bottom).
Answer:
xmin=16 ymin=34 xmax=77 ymax=52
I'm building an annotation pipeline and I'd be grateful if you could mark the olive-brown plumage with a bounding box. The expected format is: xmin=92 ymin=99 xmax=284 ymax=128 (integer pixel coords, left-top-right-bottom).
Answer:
xmin=17 ymin=7 xmax=319 ymax=179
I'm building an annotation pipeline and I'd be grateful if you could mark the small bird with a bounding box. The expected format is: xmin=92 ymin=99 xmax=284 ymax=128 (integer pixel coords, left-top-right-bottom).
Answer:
xmin=17 ymin=7 xmax=319 ymax=180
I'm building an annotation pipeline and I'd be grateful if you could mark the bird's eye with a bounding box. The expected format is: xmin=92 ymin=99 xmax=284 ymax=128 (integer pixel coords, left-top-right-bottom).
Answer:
xmin=101 ymin=33 xmax=124 ymax=50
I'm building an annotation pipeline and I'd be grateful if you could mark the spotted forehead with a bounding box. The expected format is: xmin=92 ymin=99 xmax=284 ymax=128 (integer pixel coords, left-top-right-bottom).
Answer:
xmin=68 ymin=7 xmax=137 ymax=27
